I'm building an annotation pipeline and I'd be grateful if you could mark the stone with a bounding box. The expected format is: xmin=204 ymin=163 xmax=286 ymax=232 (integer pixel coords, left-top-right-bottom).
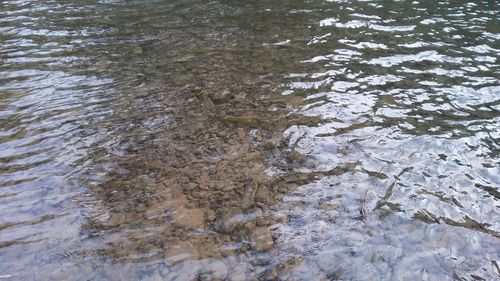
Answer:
xmin=214 ymin=210 xmax=240 ymax=233
xmin=240 ymin=181 xmax=258 ymax=209
xmin=169 ymin=195 xmax=206 ymax=229
xmin=186 ymin=182 xmax=198 ymax=191
xmin=171 ymin=261 xmax=200 ymax=281
xmin=228 ymin=263 xmax=250 ymax=281
xmin=222 ymin=185 xmax=235 ymax=192
xmin=251 ymin=254 xmax=271 ymax=266
xmin=244 ymin=221 xmax=256 ymax=231
xmin=254 ymin=184 xmax=270 ymax=203
xmin=214 ymin=208 xmax=262 ymax=234
xmin=249 ymin=227 xmax=273 ymax=251
xmin=206 ymin=209 xmax=216 ymax=221
xmin=207 ymin=261 xmax=228 ymax=280
xmin=211 ymin=90 xmax=231 ymax=104
xmin=255 ymin=218 xmax=274 ymax=227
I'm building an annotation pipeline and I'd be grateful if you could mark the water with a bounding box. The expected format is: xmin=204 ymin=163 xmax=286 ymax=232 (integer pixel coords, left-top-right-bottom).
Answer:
xmin=0 ymin=0 xmax=499 ymax=280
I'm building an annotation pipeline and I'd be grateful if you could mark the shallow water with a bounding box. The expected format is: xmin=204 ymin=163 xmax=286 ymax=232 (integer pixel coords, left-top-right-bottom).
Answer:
xmin=0 ymin=0 xmax=499 ymax=280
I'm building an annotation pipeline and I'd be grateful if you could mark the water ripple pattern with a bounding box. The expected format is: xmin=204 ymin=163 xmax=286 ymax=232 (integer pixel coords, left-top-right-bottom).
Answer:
xmin=0 ymin=0 xmax=499 ymax=280
xmin=275 ymin=1 xmax=500 ymax=280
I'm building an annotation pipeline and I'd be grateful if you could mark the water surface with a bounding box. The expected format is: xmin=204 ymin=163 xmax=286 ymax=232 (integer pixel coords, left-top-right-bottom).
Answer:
xmin=0 ymin=0 xmax=499 ymax=280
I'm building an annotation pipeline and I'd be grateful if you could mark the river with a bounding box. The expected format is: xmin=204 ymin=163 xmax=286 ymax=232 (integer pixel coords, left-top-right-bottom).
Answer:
xmin=0 ymin=0 xmax=499 ymax=280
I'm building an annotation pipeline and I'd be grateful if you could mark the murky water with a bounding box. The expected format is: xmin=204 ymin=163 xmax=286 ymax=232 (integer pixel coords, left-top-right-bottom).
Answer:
xmin=1 ymin=0 xmax=499 ymax=280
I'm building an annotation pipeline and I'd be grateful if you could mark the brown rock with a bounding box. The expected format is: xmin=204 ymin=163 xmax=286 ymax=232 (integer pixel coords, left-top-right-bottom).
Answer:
xmin=254 ymin=184 xmax=270 ymax=203
xmin=249 ymin=227 xmax=273 ymax=251
xmin=228 ymin=263 xmax=250 ymax=281
xmin=206 ymin=209 xmax=216 ymax=221
xmin=240 ymin=181 xmax=258 ymax=209
xmin=211 ymin=90 xmax=231 ymax=104
xmin=214 ymin=208 xmax=262 ymax=234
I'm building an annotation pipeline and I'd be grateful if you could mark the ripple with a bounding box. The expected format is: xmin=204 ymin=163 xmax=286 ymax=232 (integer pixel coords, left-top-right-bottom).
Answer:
xmin=0 ymin=0 xmax=499 ymax=279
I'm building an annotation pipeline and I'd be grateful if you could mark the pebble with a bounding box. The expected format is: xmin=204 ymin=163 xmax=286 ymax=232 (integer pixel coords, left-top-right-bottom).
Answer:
xmin=244 ymin=221 xmax=257 ymax=231
xmin=255 ymin=185 xmax=270 ymax=203
xmin=228 ymin=263 xmax=250 ymax=281
xmin=255 ymin=219 xmax=274 ymax=227
xmin=207 ymin=261 xmax=228 ymax=280
xmin=210 ymin=90 xmax=231 ymax=104
xmin=214 ymin=208 xmax=262 ymax=234
xmin=240 ymin=181 xmax=258 ymax=209
xmin=214 ymin=209 xmax=241 ymax=233
xmin=249 ymin=227 xmax=274 ymax=251
xmin=186 ymin=182 xmax=198 ymax=191
xmin=206 ymin=209 xmax=216 ymax=221
xmin=251 ymin=254 xmax=271 ymax=266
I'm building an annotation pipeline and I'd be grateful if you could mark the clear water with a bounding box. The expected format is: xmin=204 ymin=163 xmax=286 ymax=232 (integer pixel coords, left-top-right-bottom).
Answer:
xmin=0 ymin=0 xmax=499 ymax=280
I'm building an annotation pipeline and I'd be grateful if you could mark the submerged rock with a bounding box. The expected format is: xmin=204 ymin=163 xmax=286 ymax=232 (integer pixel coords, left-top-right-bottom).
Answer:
xmin=249 ymin=227 xmax=273 ymax=251
xmin=206 ymin=209 xmax=216 ymax=221
xmin=240 ymin=181 xmax=258 ymax=209
xmin=214 ymin=208 xmax=263 ymax=234
xmin=205 ymin=261 xmax=228 ymax=280
xmin=210 ymin=90 xmax=232 ymax=104
xmin=228 ymin=263 xmax=250 ymax=281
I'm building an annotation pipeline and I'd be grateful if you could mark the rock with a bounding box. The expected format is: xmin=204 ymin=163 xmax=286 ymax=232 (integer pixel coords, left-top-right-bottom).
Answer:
xmin=262 ymin=267 xmax=278 ymax=280
xmin=244 ymin=221 xmax=256 ymax=231
xmin=214 ymin=208 xmax=262 ymax=234
xmin=228 ymin=263 xmax=250 ymax=281
xmin=206 ymin=209 xmax=216 ymax=221
xmin=254 ymin=184 xmax=270 ymax=203
xmin=219 ymin=247 xmax=236 ymax=257
xmin=214 ymin=209 xmax=241 ymax=233
xmin=192 ymin=192 xmax=205 ymax=199
xmin=255 ymin=218 xmax=274 ymax=227
xmin=211 ymin=90 xmax=231 ymax=104
xmin=171 ymin=261 xmax=200 ymax=281
xmin=186 ymin=182 xmax=198 ymax=191
xmin=249 ymin=227 xmax=273 ymax=251
xmin=255 ymin=202 xmax=267 ymax=213
xmin=164 ymin=241 xmax=200 ymax=264
xmin=206 ymin=261 xmax=228 ymax=280
xmin=251 ymin=254 xmax=271 ymax=266
xmin=202 ymin=97 xmax=215 ymax=109
xmin=169 ymin=195 xmax=206 ymax=229
xmin=240 ymin=181 xmax=258 ymax=209
xmin=214 ymin=211 xmax=243 ymax=233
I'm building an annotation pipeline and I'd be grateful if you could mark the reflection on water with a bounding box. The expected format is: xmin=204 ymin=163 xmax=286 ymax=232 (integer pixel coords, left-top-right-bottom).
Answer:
xmin=0 ymin=0 xmax=499 ymax=280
